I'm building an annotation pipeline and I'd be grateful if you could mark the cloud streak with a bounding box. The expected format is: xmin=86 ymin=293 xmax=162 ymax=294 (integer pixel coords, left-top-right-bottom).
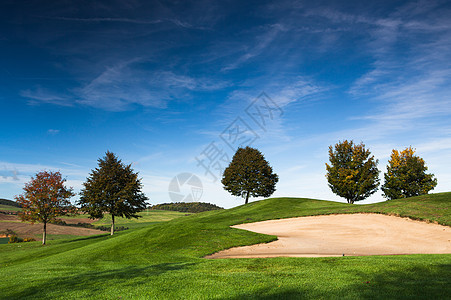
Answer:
xmin=21 ymin=60 xmax=229 ymax=111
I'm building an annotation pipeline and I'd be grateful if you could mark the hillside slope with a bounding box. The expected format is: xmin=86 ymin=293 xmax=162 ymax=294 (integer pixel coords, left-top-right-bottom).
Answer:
xmin=0 ymin=192 xmax=449 ymax=299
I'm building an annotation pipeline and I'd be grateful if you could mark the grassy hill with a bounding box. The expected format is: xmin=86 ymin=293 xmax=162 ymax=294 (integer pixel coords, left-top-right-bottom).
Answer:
xmin=0 ymin=198 xmax=21 ymax=212
xmin=92 ymin=209 xmax=191 ymax=230
xmin=0 ymin=193 xmax=450 ymax=299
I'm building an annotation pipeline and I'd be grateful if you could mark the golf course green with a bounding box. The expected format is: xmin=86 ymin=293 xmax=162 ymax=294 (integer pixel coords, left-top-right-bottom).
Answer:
xmin=0 ymin=192 xmax=450 ymax=299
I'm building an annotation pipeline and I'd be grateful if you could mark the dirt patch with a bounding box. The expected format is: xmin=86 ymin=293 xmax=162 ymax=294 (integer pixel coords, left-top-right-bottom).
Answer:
xmin=206 ymin=214 xmax=451 ymax=258
xmin=0 ymin=214 xmax=18 ymax=221
xmin=0 ymin=215 xmax=105 ymax=238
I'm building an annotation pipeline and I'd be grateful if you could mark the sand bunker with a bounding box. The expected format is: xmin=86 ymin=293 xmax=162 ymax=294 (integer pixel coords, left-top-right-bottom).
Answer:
xmin=206 ymin=214 xmax=451 ymax=258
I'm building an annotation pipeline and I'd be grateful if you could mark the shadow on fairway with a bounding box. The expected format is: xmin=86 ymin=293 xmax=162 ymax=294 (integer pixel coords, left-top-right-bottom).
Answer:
xmin=219 ymin=263 xmax=451 ymax=299
xmin=6 ymin=262 xmax=195 ymax=299
xmin=57 ymin=234 xmax=109 ymax=244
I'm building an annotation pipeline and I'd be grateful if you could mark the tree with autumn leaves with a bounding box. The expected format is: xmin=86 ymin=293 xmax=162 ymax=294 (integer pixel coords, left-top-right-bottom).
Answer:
xmin=16 ymin=171 xmax=75 ymax=245
xmin=326 ymin=140 xmax=380 ymax=204
xmin=382 ymin=147 xmax=437 ymax=200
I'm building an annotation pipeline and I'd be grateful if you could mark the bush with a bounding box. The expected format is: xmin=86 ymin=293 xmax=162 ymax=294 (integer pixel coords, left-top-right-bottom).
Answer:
xmin=151 ymin=202 xmax=223 ymax=213
xmin=49 ymin=219 xmax=128 ymax=232
xmin=95 ymin=225 xmax=128 ymax=232
xmin=0 ymin=228 xmax=16 ymax=237
xmin=23 ymin=237 xmax=36 ymax=242
xmin=8 ymin=235 xmax=23 ymax=243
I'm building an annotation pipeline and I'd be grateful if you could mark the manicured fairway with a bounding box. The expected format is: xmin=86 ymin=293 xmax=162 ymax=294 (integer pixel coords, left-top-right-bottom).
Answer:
xmin=92 ymin=209 xmax=191 ymax=229
xmin=0 ymin=193 xmax=450 ymax=299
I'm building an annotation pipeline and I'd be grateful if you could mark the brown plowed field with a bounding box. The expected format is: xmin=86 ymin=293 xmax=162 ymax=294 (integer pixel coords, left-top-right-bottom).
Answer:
xmin=0 ymin=213 xmax=105 ymax=238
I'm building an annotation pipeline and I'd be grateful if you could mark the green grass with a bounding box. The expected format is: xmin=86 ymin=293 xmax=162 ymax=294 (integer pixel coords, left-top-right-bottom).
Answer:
xmin=0 ymin=193 xmax=449 ymax=299
xmin=0 ymin=204 xmax=20 ymax=212
xmin=93 ymin=209 xmax=190 ymax=229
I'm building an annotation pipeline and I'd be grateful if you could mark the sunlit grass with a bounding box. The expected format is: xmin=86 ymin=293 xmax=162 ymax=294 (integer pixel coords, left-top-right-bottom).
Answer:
xmin=0 ymin=192 xmax=449 ymax=299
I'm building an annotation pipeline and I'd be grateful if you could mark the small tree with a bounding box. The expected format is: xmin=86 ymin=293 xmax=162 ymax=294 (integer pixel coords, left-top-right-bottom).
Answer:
xmin=326 ymin=140 xmax=380 ymax=204
xmin=16 ymin=171 xmax=75 ymax=245
xmin=78 ymin=151 xmax=148 ymax=235
xmin=382 ymin=147 xmax=437 ymax=200
xmin=222 ymin=146 xmax=278 ymax=204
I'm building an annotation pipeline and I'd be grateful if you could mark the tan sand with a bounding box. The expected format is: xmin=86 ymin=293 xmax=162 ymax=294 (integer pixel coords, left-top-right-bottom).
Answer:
xmin=206 ymin=214 xmax=451 ymax=258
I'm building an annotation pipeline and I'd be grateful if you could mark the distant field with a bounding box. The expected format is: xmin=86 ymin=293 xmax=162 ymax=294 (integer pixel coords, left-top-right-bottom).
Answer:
xmin=0 ymin=208 xmax=189 ymax=241
xmin=93 ymin=209 xmax=190 ymax=229
xmin=0 ymin=192 xmax=449 ymax=299
xmin=0 ymin=204 xmax=20 ymax=212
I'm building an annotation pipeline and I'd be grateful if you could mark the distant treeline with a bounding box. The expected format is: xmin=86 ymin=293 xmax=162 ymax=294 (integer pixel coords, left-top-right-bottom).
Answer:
xmin=0 ymin=198 xmax=21 ymax=208
xmin=151 ymin=202 xmax=223 ymax=213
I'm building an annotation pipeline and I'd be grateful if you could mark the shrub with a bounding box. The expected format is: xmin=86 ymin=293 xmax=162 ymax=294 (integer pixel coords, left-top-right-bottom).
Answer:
xmin=23 ymin=237 xmax=36 ymax=242
xmin=151 ymin=202 xmax=223 ymax=213
xmin=0 ymin=228 xmax=16 ymax=237
xmin=8 ymin=235 xmax=23 ymax=243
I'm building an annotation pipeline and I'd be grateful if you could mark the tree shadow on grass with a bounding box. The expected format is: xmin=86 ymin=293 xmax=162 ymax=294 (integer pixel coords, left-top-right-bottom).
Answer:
xmin=5 ymin=262 xmax=195 ymax=299
xmin=347 ymin=263 xmax=451 ymax=299
xmin=220 ymin=262 xmax=451 ymax=300
xmin=56 ymin=234 xmax=109 ymax=244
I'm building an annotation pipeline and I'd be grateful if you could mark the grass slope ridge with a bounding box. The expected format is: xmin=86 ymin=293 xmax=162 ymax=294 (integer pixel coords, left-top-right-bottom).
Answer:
xmin=0 ymin=192 xmax=449 ymax=299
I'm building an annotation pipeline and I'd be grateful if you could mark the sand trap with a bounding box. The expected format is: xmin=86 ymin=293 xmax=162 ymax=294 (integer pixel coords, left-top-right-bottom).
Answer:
xmin=206 ymin=214 xmax=451 ymax=258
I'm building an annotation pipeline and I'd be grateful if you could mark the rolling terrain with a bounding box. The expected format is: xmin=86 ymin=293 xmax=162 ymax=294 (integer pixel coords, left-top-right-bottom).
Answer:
xmin=0 ymin=193 xmax=450 ymax=299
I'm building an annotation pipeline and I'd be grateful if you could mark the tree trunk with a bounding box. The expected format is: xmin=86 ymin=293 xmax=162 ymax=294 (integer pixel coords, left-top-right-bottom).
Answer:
xmin=111 ymin=214 xmax=115 ymax=235
xmin=42 ymin=222 xmax=47 ymax=245
xmin=245 ymin=191 xmax=250 ymax=204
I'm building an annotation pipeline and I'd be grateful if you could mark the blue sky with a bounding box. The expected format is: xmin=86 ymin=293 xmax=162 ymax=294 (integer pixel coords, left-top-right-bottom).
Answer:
xmin=1 ymin=0 xmax=450 ymax=208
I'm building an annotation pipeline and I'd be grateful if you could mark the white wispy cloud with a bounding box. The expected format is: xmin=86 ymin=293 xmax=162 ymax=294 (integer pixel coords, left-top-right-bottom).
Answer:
xmin=53 ymin=16 xmax=163 ymax=24
xmin=21 ymin=60 xmax=229 ymax=111
xmin=52 ymin=16 xmax=207 ymax=30
xmin=222 ymin=23 xmax=286 ymax=71
xmin=20 ymin=87 xmax=72 ymax=106
xmin=47 ymin=129 xmax=60 ymax=135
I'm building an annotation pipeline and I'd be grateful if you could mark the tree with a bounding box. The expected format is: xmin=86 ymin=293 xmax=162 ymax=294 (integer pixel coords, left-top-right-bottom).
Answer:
xmin=222 ymin=146 xmax=278 ymax=204
xmin=78 ymin=151 xmax=148 ymax=235
xmin=381 ymin=147 xmax=437 ymax=200
xmin=15 ymin=171 xmax=75 ymax=245
xmin=326 ymin=140 xmax=380 ymax=204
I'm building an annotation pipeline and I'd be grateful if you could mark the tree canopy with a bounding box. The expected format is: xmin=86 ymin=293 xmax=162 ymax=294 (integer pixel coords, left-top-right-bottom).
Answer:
xmin=78 ymin=151 xmax=148 ymax=235
xmin=16 ymin=170 xmax=75 ymax=245
xmin=326 ymin=140 xmax=380 ymax=204
xmin=382 ymin=147 xmax=437 ymax=200
xmin=222 ymin=146 xmax=278 ymax=204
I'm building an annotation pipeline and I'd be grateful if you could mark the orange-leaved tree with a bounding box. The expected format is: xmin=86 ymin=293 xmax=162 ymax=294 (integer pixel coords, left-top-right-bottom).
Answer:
xmin=16 ymin=171 xmax=75 ymax=245
xmin=381 ymin=147 xmax=437 ymax=200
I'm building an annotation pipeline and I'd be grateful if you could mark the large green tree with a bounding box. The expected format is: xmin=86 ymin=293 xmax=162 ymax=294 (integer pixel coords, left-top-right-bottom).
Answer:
xmin=16 ymin=171 xmax=75 ymax=245
xmin=326 ymin=140 xmax=380 ymax=204
xmin=78 ymin=151 xmax=148 ymax=235
xmin=222 ymin=146 xmax=278 ymax=204
xmin=382 ymin=147 xmax=437 ymax=200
